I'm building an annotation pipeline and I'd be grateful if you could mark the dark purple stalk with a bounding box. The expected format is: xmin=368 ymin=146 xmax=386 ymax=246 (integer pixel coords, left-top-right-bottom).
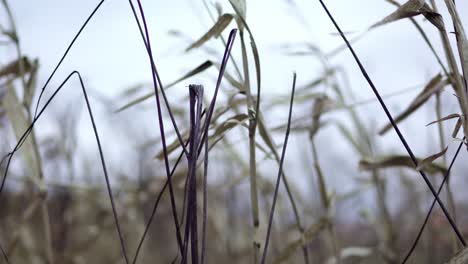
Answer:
xmin=190 ymin=85 xmax=203 ymax=264
xmin=134 ymin=0 xmax=184 ymax=253
xmin=131 ymin=29 xmax=236 ymax=262
xmin=125 ymin=0 xmax=188 ymax=157
xmin=260 ymin=73 xmax=296 ymax=264
xmin=316 ymin=0 xmax=466 ymax=246
xmin=181 ymin=86 xmax=203 ymax=264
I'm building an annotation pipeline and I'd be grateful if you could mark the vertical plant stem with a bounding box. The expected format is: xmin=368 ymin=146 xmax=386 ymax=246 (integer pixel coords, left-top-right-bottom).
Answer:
xmin=134 ymin=0 xmax=184 ymax=254
xmin=182 ymin=85 xmax=204 ymax=264
xmin=310 ymin=139 xmax=340 ymax=264
xmin=239 ymin=28 xmax=261 ymax=263
xmin=260 ymin=73 xmax=296 ymax=264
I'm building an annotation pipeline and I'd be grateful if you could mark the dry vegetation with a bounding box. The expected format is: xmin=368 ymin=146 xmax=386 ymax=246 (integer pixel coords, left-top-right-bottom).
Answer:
xmin=1 ymin=0 xmax=468 ymax=263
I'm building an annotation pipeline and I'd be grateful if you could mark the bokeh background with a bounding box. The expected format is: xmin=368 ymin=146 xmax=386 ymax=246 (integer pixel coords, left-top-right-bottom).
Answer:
xmin=1 ymin=0 xmax=468 ymax=263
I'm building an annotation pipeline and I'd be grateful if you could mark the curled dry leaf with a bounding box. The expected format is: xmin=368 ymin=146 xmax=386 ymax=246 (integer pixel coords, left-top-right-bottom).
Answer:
xmin=419 ymin=4 xmax=445 ymax=32
xmin=185 ymin=13 xmax=234 ymax=52
xmin=371 ymin=0 xmax=444 ymax=31
xmin=212 ymin=113 xmax=248 ymax=138
xmin=379 ymin=74 xmax=447 ymax=135
xmin=426 ymin=113 xmax=460 ymax=126
xmin=116 ymin=60 xmax=214 ymax=112
xmin=359 ymin=155 xmax=447 ymax=175
xmin=416 ymin=146 xmax=448 ymax=171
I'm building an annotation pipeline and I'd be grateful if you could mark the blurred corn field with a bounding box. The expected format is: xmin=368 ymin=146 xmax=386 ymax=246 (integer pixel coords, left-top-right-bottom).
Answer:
xmin=1 ymin=0 xmax=468 ymax=263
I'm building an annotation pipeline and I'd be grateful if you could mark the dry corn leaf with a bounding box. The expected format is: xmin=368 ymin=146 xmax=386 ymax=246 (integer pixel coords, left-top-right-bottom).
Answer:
xmin=452 ymin=117 xmax=462 ymax=138
xmin=359 ymin=155 xmax=447 ymax=175
xmin=419 ymin=3 xmax=445 ymax=31
xmin=185 ymin=13 xmax=234 ymax=52
xmin=371 ymin=0 xmax=443 ymax=30
xmin=426 ymin=113 xmax=460 ymax=126
xmin=379 ymin=74 xmax=447 ymax=135
xmin=116 ymin=60 xmax=214 ymax=112
xmin=212 ymin=114 xmax=248 ymax=138
xmin=416 ymin=146 xmax=448 ymax=171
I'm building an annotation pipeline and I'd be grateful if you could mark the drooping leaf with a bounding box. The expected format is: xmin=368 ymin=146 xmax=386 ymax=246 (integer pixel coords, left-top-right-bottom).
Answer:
xmin=212 ymin=114 xmax=248 ymax=138
xmin=116 ymin=60 xmax=214 ymax=112
xmin=370 ymin=0 xmax=426 ymax=29
xmin=416 ymin=146 xmax=448 ymax=171
xmin=359 ymin=155 xmax=447 ymax=175
xmin=379 ymin=74 xmax=447 ymax=135
xmin=452 ymin=117 xmax=462 ymax=138
xmin=426 ymin=113 xmax=460 ymax=126
xmin=185 ymin=13 xmax=234 ymax=52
